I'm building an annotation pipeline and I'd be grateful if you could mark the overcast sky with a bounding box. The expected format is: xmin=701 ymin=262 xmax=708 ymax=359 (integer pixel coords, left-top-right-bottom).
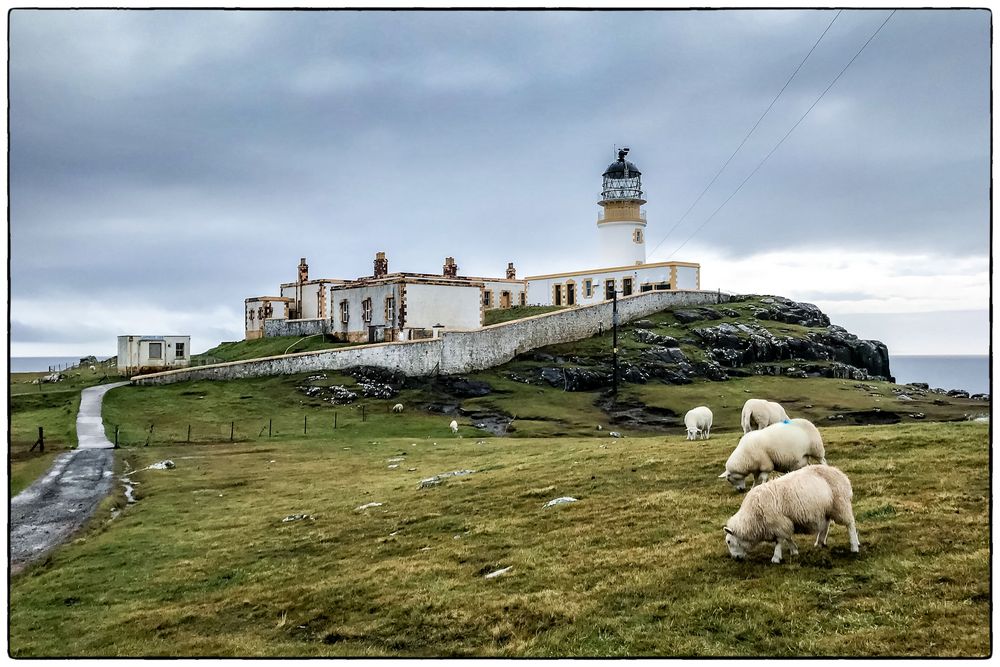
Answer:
xmin=8 ymin=8 xmax=990 ymax=357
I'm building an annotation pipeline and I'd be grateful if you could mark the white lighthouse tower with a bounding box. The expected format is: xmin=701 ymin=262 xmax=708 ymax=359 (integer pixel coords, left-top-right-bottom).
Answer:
xmin=597 ymin=147 xmax=647 ymax=266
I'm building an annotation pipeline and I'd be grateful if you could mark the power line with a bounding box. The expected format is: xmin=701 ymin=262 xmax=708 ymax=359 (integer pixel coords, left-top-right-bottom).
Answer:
xmin=665 ymin=9 xmax=896 ymax=261
xmin=647 ymin=10 xmax=843 ymax=260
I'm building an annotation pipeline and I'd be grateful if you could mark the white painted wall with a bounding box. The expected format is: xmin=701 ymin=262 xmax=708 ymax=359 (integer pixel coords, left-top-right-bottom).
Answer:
xmin=676 ymin=266 xmax=699 ymax=290
xmin=526 ymin=264 xmax=677 ymax=306
xmin=481 ymin=280 xmax=527 ymax=309
xmin=330 ymin=283 xmax=399 ymax=338
xmin=117 ymin=335 xmax=190 ymax=375
xmin=597 ymin=220 xmax=646 ymax=266
xmin=404 ymin=282 xmax=482 ymax=330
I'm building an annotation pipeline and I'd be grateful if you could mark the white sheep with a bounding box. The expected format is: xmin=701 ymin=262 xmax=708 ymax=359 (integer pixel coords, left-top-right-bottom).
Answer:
xmin=684 ymin=406 xmax=713 ymax=440
xmin=449 ymin=420 xmax=459 ymax=434
xmin=741 ymin=398 xmax=790 ymax=433
xmin=719 ymin=418 xmax=827 ymax=492
xmin=723 ymin=464 xmax=859 ymax=564
xmin=392 ymin=403 xmax=404 ymax=413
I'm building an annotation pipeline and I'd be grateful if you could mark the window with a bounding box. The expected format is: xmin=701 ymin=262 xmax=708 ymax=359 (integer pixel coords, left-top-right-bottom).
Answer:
xmin=640 ymin=284 xmax=653 ymax=293
xmin=655 ymin=282 xmax=671 ymax=290
xmin=519 ymin=292 xmax=526 ymax=306
xmin=362 ymin=298 xmax=372 ymax=323
xmin=623 ymin=278 xmax=634 ymax=296
xmin=483 ymin=291 xmax=493 ymax=308
xmin=340 ymin=300 xmax=349 ymax=324
xmin=584 ymin=279 xmax=593 ymax=298
xmin=553 ymin=285 xmax=562 ymax=306
xmin=175 ymin=342 xmax=186 ymax=358
xmin=385 ymin=296 xmax=396 ymax=325
xmin=148 ymin=342 xmax=162 ymax=360
xmin=633 ymin=228 xmax=644 ymax=244
xmin=605 ymin=280 xmax=616 ymax=300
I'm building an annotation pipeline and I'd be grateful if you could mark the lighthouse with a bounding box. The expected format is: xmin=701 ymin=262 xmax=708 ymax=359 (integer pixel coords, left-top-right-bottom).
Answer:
xmin=597 ymin=147 xmax=647 ymax=266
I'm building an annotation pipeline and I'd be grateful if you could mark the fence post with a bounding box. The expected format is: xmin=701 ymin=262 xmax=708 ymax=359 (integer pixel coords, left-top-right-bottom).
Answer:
xmin=145 ymin=424 xmax=153 ymax=447
xmin=269 ymin=418 xmax=272 ymax=438
xmin=187 ymin=424 xmax=191 ymax=443
xmin=114 ymin=426 xmax=119 ymax=449
xmin=334 ymin=412 xmax=337 ymax=430
xmin=30 ymin=427 xmax=44 ymax=453
xmin=230 ymin=421 xmax=235 ymax=442
xmin=304 ymin=415 xmax=308 ymax=435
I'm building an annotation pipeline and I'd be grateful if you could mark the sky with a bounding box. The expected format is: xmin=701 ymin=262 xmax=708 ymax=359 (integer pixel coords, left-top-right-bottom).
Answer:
xmin=8 ymin=8 xmax=991 ymax=357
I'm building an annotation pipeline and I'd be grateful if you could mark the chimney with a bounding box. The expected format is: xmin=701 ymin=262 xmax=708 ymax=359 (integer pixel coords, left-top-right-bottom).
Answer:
xmin=297 ymin=257 xmax=309 ymax=283
xmin=374 ymin=251 xmax=388 ymax=278
xmin=443 ymin=256 xmax=458 ymax=278
xmin=506 ymin=262 xmax=516 ymax=280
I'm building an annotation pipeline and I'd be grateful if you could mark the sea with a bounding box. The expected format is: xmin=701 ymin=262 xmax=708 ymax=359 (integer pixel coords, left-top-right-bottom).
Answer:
xmin=7 ymin=354 xmax=991 ymax=395
xmin=889 ymin=355 xmax=990 ymax=396
xmin=9 ymin=356 xmax=112 ymax=373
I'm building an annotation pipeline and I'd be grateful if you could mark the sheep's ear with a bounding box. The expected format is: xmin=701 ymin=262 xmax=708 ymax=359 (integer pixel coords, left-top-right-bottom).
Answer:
xmin=718 ymin=471 xmax=729 ymax=479
xmin=723 ymin=527 xmax=734 ymax=535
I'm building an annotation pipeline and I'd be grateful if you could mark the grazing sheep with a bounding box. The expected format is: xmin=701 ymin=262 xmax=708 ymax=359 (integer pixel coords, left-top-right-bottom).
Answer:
xmin=88 ymin=365 xmax=96 ymax=371
xmin=724 ymin=464 xmax=859 ymax=564
xmin=684 ymin=406 xmax=713 ymax=440
xmin=392 ymin=403 xmax=404 ymax=413
xmin=449 ymin=420 xmax=459 ymax=434
xmin=741 ymin=399 xmax=790 ymax=433
xmin=719 ymin=418 xmax=827 ymax=492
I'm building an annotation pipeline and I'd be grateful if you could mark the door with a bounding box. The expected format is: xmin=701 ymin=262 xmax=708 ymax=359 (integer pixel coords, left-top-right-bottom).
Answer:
xmin=500 ymin=291 xmax=512 ymax=308
xmin=566 ymin=283 xmax=576 ymax=305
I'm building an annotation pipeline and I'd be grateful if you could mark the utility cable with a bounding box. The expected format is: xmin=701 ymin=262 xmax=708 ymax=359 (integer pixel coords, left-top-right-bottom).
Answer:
xmin=647 ymin=9 xmax=843 ymax=260
xmin=664 ymin=9 xmax=896 ymax=260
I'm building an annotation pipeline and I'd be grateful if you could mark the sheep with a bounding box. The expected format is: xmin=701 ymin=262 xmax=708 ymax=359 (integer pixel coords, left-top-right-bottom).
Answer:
xmin=741 ymin=398 xmax=790 ymax=433
xmin=684 ymin=406 xmax=713 ymax=440
xmin=719 ymin=418 xmax=827 ymax=492
xmin=392 ymin=403 xmax=404 ymax=413
xmin=449 ymin=420 xmax=459 ymax=434
xmin=723 ymin=464 xmax=859 ymax=564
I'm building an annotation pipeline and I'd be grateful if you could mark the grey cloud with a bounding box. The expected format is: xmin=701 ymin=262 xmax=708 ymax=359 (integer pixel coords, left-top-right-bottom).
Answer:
xmin=9 ymin=8 xmax=990 ymax=353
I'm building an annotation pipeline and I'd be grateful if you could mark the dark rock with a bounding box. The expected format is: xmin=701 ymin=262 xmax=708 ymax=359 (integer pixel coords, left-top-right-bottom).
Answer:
xmin=436 ymin=376 xmax=492 ymax=398
xmin=694 ymin=360 xmax=729 ymax=381
xmin=908 ymin=382 xmax=930 ymax=390
xmin=673 ymin=308 xmax=723 ymax=324
xmin=946 ymin=389 xmax=970 ymax=398
xmin=971 ymin=393 xmax=990 ymax=401
xmin=327 ymin=386 xmax=358 ymax=404
xmin=640 ymin=347 xmax=687 ymax=365
xmin=632 ymin=319 xmax=656 ymax=329
xmin=538 ymin=367 xmax=612 ymax=392
xmin=634 ymin=329 xmax=680 ymax=347
xmin=347 ymin=366 xmax=407 ymax=389
xmin=784 ymin=367 xmax=808 ymax=379
xmin=839 ymin=410 xmax=902 ymax=425
xmin=423 ymin=402 xmax=459 ymax=415
xmin=595 ymin=396 xmax=680 ymax=430
xmin=909 ymin=412 xmax=926 ymax=419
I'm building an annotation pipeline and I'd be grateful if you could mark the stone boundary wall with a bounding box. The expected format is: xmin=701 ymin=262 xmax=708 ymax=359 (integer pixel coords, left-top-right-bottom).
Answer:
xmin=263 ymin=318 xmax=328 ymax=338
xmin=133 ymin=289 xmax=726 ymax=385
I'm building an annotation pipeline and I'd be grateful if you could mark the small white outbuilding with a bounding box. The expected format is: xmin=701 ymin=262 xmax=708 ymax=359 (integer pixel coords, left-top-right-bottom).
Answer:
xmin=117 ymin=335 xmax=191 ymax=376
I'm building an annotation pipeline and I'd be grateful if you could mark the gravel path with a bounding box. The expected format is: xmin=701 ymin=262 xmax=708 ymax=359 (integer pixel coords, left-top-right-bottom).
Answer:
xmin=9 ymin=381 xmax=129 ymax=572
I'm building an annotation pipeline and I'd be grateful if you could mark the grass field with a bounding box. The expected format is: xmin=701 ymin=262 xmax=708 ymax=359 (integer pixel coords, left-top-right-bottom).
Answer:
xmin=195 ymin=335 xmax=357 ymax=363
xmin=7 ymin=420 xmax=989 ymax=657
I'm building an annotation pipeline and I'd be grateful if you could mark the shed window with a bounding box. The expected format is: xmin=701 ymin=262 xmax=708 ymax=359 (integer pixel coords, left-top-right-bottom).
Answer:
xmin=483 ymin=291 xmax=493 ymax=307
xmin=640 ymin=284 xmax=653 ymax=293
xmin=148 ymin=342 xmax=162 ymax=360
xmin=362 ymin=298 xmax=373 ymax=323
xmin=175 ymin=342 xmax=185 ymax=358
xmin=519 ymin=292 xmax=526 ymax=306
xmin=584 ymin=279 xmax=593 ymax=298
xmin=340 ymin=300 xmax=349 ymax=324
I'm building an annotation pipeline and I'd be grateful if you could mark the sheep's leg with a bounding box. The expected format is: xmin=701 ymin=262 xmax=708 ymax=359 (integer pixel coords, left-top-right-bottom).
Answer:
xmin=847 ymin=520 xmax=860 ymax=553
xmin=771 ymin=541 xmax=783 ymax=564
xmin=815 ymin=518 xmax=831 ymax=547
xmin=786 ymin=537 xmax=799 ymax=557
xmin=757 ymin=471 xmax=770 ymax=484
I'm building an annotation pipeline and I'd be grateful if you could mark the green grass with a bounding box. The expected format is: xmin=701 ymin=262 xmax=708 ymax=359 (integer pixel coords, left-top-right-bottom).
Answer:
xmin=195 ymin=335 xmax=357 ymax=363
xmin=484 ymin=306 xmax=567 ymax=326
xmin=8 ymin=421 xmax=989 ymax=656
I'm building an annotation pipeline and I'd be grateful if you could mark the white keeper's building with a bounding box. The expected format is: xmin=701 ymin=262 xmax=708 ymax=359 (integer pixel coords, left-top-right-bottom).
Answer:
xmin=244 ymin=148 xmax=700 ymax=342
